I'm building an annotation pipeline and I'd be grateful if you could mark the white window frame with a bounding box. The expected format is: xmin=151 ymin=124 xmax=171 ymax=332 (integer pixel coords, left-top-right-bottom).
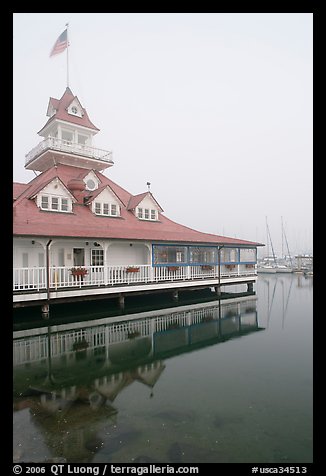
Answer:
xmin=91 ymin=248 xmax=104 ymax=266
xmin=137 ymin=207 xmax=158 ymax=221
xmin=41 ymin=196 xmax=49 ymax=209
xmin=40 ymin=194 xmax=72 ymax=213
xmin=94 ymin=202 xmax=120 ymax=217
xmin=111 ymin=204 xmax=118 ymax=216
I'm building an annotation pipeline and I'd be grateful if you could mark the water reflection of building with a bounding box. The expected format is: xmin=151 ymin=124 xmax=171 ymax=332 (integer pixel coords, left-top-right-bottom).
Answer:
xmin=13 ymin=295 xmax=262 ymax=463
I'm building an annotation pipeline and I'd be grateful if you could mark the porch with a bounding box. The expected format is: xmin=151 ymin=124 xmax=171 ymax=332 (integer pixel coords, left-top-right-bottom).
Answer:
xmin=13 ymin=263 xmax=257 ymax=292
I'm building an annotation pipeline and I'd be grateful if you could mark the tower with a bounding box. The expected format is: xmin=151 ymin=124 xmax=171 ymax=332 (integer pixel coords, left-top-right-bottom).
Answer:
xmin=24 ymin=87 xmax=113 ymax=172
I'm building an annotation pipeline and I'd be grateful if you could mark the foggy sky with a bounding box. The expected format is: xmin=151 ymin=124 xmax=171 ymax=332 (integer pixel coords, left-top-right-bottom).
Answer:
xmin=13 ymin=13 xmax=313 ymax=257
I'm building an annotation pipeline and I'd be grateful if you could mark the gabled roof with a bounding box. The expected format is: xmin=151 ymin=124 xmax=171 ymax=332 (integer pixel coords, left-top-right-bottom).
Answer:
xmin=84 ymin=184 xmax=124 ymax=206
xmin=38 ymin=87 xmax=100 ymax=135
xmin=127 ymin=192 xmax=164 ymax=212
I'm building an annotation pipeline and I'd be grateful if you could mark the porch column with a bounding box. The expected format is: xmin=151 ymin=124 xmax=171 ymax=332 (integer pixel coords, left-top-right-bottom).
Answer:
xmin=103 ymin=242 xmax=110 ymax=285
xmin=145 ymin=243 xmax=154 ymax=282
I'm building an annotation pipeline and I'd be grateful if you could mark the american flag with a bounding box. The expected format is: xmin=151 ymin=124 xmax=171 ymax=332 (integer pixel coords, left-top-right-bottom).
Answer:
xmin=49 ymin=29 xmax=68 ymax=57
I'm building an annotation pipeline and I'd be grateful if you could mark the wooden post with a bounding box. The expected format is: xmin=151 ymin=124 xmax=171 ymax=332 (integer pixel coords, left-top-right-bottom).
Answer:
xmin=118 ymin=294 xmax=125 ymax=311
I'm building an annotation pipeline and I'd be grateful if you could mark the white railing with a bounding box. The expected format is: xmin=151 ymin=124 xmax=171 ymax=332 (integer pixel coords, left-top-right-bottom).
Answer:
xmin=13 ymin=264 xmax=257 ymax=291
xmin=13 ymin=267 xmax=46 ymax=291
xmin=25 ymin=137 xmax=113 ymax=165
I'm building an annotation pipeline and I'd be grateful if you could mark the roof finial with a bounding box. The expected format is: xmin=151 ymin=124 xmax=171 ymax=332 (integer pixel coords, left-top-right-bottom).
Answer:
xmin=146 ymin=182 xmax=151 ymax=191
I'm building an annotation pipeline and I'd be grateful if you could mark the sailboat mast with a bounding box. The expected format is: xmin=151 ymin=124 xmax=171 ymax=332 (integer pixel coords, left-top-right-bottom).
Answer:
xmin=282 ymin=219 xmax=293 ymax=268
xmin=265 ymin=216 xmax=269 ymax=259
xmin=266 ymin=217 xmax=277 ymax=265
xmin=281 ymin=216 xmax=284 ymax=259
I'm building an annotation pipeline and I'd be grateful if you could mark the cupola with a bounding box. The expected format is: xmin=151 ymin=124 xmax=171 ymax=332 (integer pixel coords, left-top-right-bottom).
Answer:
xmin=25 ymin=87 xmax=114 ymax=173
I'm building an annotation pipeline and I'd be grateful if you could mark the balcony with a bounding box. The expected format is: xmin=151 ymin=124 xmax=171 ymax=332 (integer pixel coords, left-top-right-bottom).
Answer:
xmin=25 ymin=137 xmax=113 ymax=172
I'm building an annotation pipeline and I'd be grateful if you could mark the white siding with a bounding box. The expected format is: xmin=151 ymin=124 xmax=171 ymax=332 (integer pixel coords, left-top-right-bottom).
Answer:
xmin=91 ymin=188 xmax=120 ymax=214
xmin=138 ymin=195 xmax=159 ymax=211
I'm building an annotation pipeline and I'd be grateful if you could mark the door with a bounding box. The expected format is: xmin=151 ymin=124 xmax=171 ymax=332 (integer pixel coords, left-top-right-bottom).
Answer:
xmin=73 ymin=248 xmax=85 ymax=266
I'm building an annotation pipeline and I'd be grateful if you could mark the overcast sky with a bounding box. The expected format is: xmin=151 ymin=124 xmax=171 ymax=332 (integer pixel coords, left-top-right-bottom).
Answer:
xmin=13 ymin=13 xmax=313 ymax=257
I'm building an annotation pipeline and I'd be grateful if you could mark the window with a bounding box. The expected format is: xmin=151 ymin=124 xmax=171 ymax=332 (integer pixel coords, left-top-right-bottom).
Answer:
xmin=111 ymin=204 xmax=117 ymax=216
xmin=239 ymin=248 xmax=256 ymax=263
xmin=62 ymin=130 xmax=73 ymax=143
xmin=86 ymin=179 xmax=97 ymax=191
xmin=137 ymin=207 xmax=158 ymax=221
xmin=61 ymin=198 xmax=68 ymax=212
xmin=41 ymin=196 xmax=49 ymax=209
xmin=40 ymin=195 xmax=71 ymax=213
xmin=73 ymin=248 xmax=85 ymax=266
xmin=91 ymin=249 xmax=104 ymax=266
xmin=103 ymin=203 xmax=109 ymax=215
xmin=153 ymin=245 xmax=187 ymax=265
xmin=221 ymin=248 xmax=239 ymax=263
xmin=71 ymin=106 xmax=78 ymax=114
xmin=51 ymin=197 xmax=59 ymax=210
xmin=78 ymin=134 xmax=88 ymax=145
xmin=189 ymin=247 xmax=217 ymax=264
xmin=94 ymin=202 xmax=120 ymax=217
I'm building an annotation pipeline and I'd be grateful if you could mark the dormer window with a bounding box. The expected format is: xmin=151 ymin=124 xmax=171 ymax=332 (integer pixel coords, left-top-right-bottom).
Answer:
xmin=40 ymin=194 xmax=72 ymax=213
xmin=94 ymin=201 xmax=120 ymax=217
xmin=137 ymin=207 xmax=158 ymax=221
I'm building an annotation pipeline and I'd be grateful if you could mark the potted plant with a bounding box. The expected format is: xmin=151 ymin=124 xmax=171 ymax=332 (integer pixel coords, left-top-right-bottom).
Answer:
xmin=70 ymin=266 xmax=88 ymax=281
xmin=126 ymin=266 xmax=140 ymax=273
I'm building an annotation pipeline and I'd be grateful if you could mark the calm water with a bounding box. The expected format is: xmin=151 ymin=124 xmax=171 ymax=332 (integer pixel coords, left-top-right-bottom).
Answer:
xmin=13 ymin=274 xmax=313 ymax=463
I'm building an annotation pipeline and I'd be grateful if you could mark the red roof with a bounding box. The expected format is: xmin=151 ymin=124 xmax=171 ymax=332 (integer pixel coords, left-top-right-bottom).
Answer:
xmin=13 ymin=183 xmax=29 ymax=200
xmin=38 ymin=87 xmax=100 ymax=134
xmin=13 ymin=164 xmax=262 ymax=247
xmin=127 ymin=192 xmax=164 ymax=212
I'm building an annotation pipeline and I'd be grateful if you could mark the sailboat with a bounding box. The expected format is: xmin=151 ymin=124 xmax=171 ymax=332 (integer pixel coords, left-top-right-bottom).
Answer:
xmin=257 ymin=218 xmax=277 ymax=273
xmin=275 ymin=218 xmax=293 ymax=273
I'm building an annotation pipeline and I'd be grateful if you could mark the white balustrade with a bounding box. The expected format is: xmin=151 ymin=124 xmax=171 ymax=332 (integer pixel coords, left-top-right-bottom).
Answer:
xmin=25 ymin=137 xmax=113 ymax=165
xmin=13 ymin=263 xmax=257 ymax=291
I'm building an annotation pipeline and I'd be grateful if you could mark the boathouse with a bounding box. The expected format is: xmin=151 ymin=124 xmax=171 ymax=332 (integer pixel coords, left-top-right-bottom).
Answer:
xmin=13 ymin=87 xmax=263 ymax=312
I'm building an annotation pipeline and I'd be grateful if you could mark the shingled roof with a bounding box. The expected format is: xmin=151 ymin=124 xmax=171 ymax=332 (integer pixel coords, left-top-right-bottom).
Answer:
xmin=38 ymin=87 xmax=100 ymax=135
xmin=13 ymin=164 xmax=262 ymax=247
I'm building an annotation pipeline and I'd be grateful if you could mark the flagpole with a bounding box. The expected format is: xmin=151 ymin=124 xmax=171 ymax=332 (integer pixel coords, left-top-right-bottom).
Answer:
xmin=66 ymin=23 xmax=69 ymax=88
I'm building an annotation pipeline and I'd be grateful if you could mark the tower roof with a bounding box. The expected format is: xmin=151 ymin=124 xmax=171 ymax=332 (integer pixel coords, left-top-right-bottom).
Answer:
xmin=38 ymin=87 xmax=100 ymax=135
